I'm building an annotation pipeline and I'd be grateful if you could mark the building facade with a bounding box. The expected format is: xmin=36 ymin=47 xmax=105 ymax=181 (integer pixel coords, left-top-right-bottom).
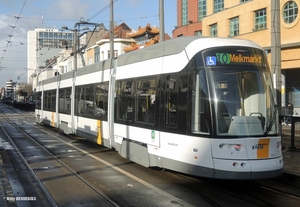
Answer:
xmin=86 ymin=22 xmax=133 ymax=63
xmin=27 ymin=28 xmax=74 ymax=86
xmin=173 ymin=0 xmax=300 ymax=111
xmin=5 ymin=79 xmax=15 ymax=101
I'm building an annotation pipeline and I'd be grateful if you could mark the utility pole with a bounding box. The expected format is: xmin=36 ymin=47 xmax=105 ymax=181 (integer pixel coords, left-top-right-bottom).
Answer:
xmin=73 ymin=29 xmax=78 ymax=71
xmin=159 ymin=0 xmax=165 ymax=42
xmin=108 ymin=0 xmax=115 ymax=149
xmin=110 ymin=0 xmax=114 ymax=59
xmin=271 ymin=0 xmax=282 ymax=107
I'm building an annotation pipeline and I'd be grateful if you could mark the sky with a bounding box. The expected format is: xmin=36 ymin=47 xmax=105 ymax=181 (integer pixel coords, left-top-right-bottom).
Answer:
xmin=0 ymin=0 xmax=177 ymax=87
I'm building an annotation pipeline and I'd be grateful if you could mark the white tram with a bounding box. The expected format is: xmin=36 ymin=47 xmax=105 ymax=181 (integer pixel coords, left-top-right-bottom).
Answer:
xmin=35 ymin=36 xmax=283 ymax=179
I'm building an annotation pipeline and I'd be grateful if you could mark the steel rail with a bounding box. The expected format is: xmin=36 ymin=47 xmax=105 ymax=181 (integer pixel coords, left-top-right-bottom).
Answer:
xmin=5 ymin=119 xmax=120 ymax=207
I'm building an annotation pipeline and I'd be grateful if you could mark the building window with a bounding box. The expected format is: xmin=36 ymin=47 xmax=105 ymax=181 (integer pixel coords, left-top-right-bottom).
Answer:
xmin=210 ymin=23 xmax=218 ymax=36
xmin=214 ymin=0 xmax=224 ymax=13
xmin=37 ymin=31 xmax=73 ymax=48
xmin=195 ymin=30 xmax=202 ymax=36
xmin=94 ymin=47 xmax=100 ymax=63
xmin=230 ymin=16 xmax=239 ymax=36
xmin=283 ymin=1 xmax=298 ymax=24
xmin=240 ymin=0 xmax=250 ymax=3
xmin=182 ymin=0 xmax=188 ymax=25
xmin=254 ymin=8 xmax=267 ymax=30
xmin=198 ymin=0 xmax=207 ymax=21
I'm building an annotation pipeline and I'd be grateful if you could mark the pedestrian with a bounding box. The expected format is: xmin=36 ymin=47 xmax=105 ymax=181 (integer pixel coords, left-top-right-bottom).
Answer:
xmin=285 ymin=102 xmax=294 ymax=125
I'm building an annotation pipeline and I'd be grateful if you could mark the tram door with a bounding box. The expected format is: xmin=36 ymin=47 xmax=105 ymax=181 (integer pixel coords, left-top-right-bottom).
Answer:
xmin=161 ymin=73 xmax=189 ymax=133
xmin=165 ymin=75 xmax=178 ymax=128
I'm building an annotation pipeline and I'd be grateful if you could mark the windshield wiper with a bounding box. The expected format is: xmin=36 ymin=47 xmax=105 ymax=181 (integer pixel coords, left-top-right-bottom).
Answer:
xmin=264 ymin=85 xmax=278 ymax=136
xmin=264 ymin=114 xmax=276 ymax=136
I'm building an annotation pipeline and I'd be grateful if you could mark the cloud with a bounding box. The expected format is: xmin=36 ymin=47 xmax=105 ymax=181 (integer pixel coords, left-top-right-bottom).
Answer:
xmin=127 ymin=0 xmax=145 ymax=7
xmin=51 ymin=0 xmax=90 ymax=20
xmin=0 ymin=12 xmax=28 ymax=85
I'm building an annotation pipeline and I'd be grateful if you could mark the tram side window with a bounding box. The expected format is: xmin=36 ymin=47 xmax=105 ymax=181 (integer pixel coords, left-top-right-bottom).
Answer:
xmin=136 ymin=78 xmax=156 ymax=124
xmin=165 ymin=75 xmax=178 ymax=127
xmin=117 ymin=80 xmax=135 ymax=121
xmin=58 ymin=89 xmax=64 ymax=113
xmin=84 ymin=84 xmax=94 ymax=117
xmin=51 ymin=90 xmax=56 ymax=110
xmin=43 ymin=91 xmax=47 ymax=110
xmin=35 ymin=92 xmax=42 ymax=109
xmin=95 ymin=82 xmax=108 ymax=120
xmin=76 ymin=86 xmax=85 ymax=116
xmin=191 ymin=70 xmax=210 ymax=134
xmin=43 ymin=90 xmax=56 ymax=112
xmin=59 ymin=88 xmax=71 ymax=114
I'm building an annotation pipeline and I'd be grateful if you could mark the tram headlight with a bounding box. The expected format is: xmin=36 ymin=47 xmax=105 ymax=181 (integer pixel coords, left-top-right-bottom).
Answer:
xmin=234 ymin=144 xmax=242 ymax=151
xmin=219 ymin=143 xmax=243 ymax=151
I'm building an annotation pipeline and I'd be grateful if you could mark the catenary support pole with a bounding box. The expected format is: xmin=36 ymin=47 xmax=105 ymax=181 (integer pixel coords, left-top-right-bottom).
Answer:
xmin=271 ymin=0 xmax=281 ymax=107
xmin=159 ymin=0 xmax=165 ymax=42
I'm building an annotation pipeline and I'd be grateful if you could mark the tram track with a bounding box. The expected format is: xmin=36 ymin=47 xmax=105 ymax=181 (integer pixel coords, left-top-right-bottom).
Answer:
xmin=0 ymin=115 xmax=119 ymax=207
xmin=26 ymin=125 xmax=198 ymax=207
xmin=1 ymin=106 xmax=300 ymax=206
xmin=160 ymin=170 xmax=270 ymax=207
xmin=0 ymin=123 xmax=57 ymax=207
xmin=161 ymin=168 xmax=300 ymax=207
xmin=0 ymin=112 xmax=200 ymax=206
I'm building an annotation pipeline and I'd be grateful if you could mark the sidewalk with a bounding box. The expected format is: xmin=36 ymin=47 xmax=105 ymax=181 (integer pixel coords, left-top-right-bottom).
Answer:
xmin=282 ymin=123 xmax=300 ymax=177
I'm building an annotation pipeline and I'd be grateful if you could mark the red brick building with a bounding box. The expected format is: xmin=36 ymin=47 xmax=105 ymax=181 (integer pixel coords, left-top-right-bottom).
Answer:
xmin=173 ymin=0 xmax=203 ymax=37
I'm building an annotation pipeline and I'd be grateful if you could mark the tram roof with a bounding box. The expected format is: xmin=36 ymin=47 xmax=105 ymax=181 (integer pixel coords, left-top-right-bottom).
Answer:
xmin=117 ymin=36 xmax=198 ymax=66
xmin=117 ymin=36 xmax=261 ymax=67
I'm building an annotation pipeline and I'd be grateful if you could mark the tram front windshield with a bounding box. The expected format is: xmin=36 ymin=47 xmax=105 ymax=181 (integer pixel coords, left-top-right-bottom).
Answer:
xmin=193 ymin=47 xmax=279 ymax=137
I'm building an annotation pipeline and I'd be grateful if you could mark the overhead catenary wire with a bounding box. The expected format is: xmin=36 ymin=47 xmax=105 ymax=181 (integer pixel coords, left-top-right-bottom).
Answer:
xmin=0 ymin=0 xmax=161 ymax=83
xmin=0 ymin=0 xmax=28 ymax=82
xmin=87 ymin=0 xmax=118 ymax=22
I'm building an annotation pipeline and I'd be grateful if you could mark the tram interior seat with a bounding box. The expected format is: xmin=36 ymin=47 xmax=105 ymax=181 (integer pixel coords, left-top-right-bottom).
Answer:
xmin=250 ymin=112 xmax=265 ymax=130
xmin=228 ymin=116 xmax=263 ymax=136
